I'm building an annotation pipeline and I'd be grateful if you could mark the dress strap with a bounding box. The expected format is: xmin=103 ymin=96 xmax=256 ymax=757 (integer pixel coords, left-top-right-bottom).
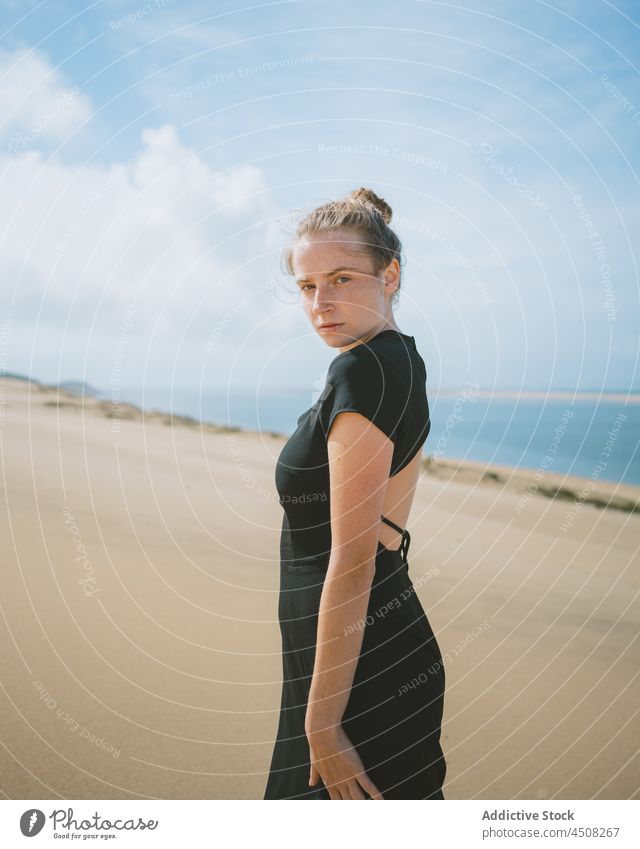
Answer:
xmin=380 ymin=514 xmax=411 ymax=564
xmin=380 ymin=514 xmax=404 ymax=534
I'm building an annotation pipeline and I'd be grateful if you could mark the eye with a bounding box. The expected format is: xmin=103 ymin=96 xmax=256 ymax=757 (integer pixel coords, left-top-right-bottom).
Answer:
xmin=298 ymin=275 xmax=351 ymax=292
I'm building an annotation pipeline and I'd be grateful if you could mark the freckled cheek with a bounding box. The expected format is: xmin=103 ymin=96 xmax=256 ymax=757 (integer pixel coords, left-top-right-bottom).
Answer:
xmin=333 ymin=289 xmax=352 ymax=303
xmin=349 ymin=283 xmax=378 ymax=308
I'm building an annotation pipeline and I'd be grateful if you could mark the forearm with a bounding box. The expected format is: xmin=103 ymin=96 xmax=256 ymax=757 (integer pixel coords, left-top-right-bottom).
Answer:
xmin=305 ymin=556 xmax=376 ymax=736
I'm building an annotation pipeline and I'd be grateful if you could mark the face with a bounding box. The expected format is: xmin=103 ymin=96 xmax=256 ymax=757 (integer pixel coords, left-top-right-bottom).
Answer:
xmin=292 ymin=229 xmax=400 ymax=352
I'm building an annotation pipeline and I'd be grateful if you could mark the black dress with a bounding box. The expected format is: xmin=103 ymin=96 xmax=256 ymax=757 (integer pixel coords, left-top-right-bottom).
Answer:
xmin=264 ymin=329 xmax=446 ymax=800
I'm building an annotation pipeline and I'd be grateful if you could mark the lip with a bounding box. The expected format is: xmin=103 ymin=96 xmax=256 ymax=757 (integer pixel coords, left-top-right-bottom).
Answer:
xmin=318 ymin=323 xmax=343 ymax=331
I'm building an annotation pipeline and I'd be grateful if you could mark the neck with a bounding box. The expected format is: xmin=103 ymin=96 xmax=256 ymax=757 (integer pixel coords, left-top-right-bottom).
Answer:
xmin=338 ymin=323 xmax=402 ymax=353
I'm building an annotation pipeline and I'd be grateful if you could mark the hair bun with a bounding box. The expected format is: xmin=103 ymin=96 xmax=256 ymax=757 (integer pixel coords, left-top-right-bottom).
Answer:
xmin=345 ymin=187 xmax=393 ymax=225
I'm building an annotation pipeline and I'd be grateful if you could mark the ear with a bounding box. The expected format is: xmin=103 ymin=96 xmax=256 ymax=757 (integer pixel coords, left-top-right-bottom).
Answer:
xmin=383 ymin=257 xmax=400 ymax=294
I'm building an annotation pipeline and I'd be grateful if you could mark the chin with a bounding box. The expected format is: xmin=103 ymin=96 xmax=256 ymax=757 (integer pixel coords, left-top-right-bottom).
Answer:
xmin=320 ymin=330 xmax=351 ymax=345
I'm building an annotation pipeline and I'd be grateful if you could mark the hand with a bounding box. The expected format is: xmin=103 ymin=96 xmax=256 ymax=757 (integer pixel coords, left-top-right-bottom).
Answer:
xmin=307 ymin=725 xmax=384 ymax=800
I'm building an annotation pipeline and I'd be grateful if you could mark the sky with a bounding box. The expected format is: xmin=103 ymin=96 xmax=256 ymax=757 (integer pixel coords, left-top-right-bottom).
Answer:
xmin=0 ymin=0 xmax=639 ymax=400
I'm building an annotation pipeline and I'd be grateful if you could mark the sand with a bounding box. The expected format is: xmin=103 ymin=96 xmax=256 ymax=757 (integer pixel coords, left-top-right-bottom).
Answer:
xmin=0 ymin=375 xmax=638 ymax=800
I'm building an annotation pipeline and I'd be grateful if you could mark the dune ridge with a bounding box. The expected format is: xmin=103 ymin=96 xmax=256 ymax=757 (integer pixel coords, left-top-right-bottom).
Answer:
xmin=15 ymin=375 xmax=639 ymax=516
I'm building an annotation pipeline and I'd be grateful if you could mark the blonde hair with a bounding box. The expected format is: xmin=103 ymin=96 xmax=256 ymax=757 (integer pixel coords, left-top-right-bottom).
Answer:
xmin=282 ymin=187 xmax=404 ymax=305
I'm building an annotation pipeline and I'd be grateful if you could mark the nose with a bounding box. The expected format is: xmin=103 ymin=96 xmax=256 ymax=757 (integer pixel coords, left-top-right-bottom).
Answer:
xmin=311 ymin=290 xmax=332 ymax=313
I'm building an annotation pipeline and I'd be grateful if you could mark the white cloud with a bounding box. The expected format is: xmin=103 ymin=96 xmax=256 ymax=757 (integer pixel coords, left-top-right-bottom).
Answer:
xmin=0 ymin=48 xmax=289 ymax=387
xmin=1 ymin=122 xmax=282 ymax=335
xmin=0 ymin=47 xmax=93 ymax=152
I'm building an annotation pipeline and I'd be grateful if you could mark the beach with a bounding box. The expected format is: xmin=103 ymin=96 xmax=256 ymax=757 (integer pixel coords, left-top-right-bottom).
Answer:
xmin=1 ymin=375 xmax=638 ymax=799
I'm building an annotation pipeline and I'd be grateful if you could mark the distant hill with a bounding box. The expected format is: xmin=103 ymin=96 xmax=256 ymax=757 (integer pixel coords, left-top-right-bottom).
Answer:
xmin=57 ymin=380 xmax=103 ymax=398
xmin=4 ymin=372 xmax=103 ymax=399
xmin=4 ymin=371 xmax=32 ymax=382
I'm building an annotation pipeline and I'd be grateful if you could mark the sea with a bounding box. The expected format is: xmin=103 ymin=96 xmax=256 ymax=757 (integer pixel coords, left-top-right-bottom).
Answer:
xmin=103 ymin=384 xmax=639 ymax=487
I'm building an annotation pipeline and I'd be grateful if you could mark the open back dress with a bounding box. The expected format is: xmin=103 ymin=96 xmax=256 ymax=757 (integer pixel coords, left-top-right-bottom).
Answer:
xmin=264 ymin=328 xmax=446 ymax=800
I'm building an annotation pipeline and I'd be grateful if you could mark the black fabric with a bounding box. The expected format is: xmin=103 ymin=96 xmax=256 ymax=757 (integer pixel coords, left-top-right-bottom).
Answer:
xmin=273 ymin=330 xmax=431 ymax=564
xmin=264 ymin=329 xmax=446 ymax=800
xmin=320 ymin=329 xmax=430 ymax=471
xmin=380 ymin=513 xmax=411 ymax=564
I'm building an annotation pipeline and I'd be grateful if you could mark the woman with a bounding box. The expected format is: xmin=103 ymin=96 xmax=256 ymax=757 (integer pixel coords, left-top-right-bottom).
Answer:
xmin=264 ymin=187 xmax=446 ymax=800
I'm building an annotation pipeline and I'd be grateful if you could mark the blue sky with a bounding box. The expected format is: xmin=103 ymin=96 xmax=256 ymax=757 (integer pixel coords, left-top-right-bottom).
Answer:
xmin=1 ymin=0 xmax=638 ymax=398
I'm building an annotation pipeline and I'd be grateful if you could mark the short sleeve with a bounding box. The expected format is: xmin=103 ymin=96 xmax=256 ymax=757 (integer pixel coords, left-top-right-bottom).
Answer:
xmin=318 ymin=348 xmax=408 ymax=442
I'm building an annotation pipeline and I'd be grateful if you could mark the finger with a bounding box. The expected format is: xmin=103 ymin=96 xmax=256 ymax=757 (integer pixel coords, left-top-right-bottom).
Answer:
xmin=309 ymin=763 xmax=320 ymax=786
xmin=360 ymin=776 xmax=384 ymax=800
xmin=348 ymin=781 xmax=366 ymax=800
xmin=327 ymin=780 xmax=346 ymax=800
xmin=340 ymin=782 xmax=353 ymax=800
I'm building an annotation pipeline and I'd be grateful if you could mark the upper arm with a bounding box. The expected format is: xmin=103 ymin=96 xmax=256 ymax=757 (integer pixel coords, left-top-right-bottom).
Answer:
xmin=326 ymin=411 xmax=393 ymax=569
xmin=321 ymin=352 xmax=403 ymax=569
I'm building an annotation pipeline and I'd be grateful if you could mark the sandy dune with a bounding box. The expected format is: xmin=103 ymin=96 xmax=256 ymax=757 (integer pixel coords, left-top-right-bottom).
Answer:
xmin=1 ymin=376 xmax=638 ymax=799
